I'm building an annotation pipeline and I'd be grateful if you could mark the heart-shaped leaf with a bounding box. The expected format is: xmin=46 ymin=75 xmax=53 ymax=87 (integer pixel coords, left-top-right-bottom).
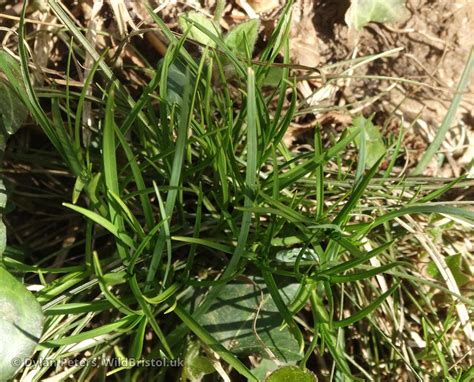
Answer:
xmin=0 ymin=267 xmax=44 ymax=381
xmin=196 ymin=277 xmax=302 ymax=362
xmin=345 ymin=0 xmax=409 ymax=30
xmin=225 ymin=19 xmax=260 ymax=58
xmin=178 ymin=11 xmax=221 ymax=48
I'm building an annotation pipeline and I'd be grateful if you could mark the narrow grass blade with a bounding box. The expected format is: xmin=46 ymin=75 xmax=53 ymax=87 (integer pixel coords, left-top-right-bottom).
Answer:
xmin=113 ymin=124 xmax=155 ymax=231
xmin=267 ymin=127 xmax=361 ymax=191
xmin=327 ymin=262 xmax=402 ymax=283
xmin=172 ymin=236 xmax=234 ymax=254
xmin=370 ymin=205 xmax=474 ymax=229
xmin=47 ymin=0 xmax=147 ymax=126
xmin=107 ymin=190 xmax=145 ymax=238
xmin=320 ymin=241 xmax=393 ymax=276
xmin=413 ymin=47 xmax=474 ymax=175
xmin=129 ymin=316 xmax=147 ymax=361
xmin=92 ymin=252 xmax=137 ymax=316
xmin=128 ymin=275 xmax=174 ymax=358
xmin=332 ymin=155 xmax=384 ymax=227
xmin=63 ymin=203 xmax=134 ymax=248
xmin=51 ymin=96 xmax=83 ymax=177
xmin=145 ymin=58 xmax=199 ymax=288
xmin=103 ymin=85 xmax=129 ymax=262
xmin=261 ymin=269 xmax=305 ymax=354
xmin=42 ymin=315 xmax=139 ymax=347
xmin=415 ymin=175 xmax=467 ymax=204
xmin=334 ymin=283 xmax=399 ymax=328
xmin=314 ymin=125 xmax=325 ymax=220
xmin=44 ymin=300 xmax=115 ymax=315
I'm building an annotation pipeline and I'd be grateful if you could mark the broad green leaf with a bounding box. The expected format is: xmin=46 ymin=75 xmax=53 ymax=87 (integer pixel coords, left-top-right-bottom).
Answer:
xmin=103 ymin=270 xmax=127 ymax=286
xmin=196 ymin=277 xmax=302 ymax=362
xmin=178 ymin=11 xmax=221 ymax=48
xmin=250 ymin=359 xmax=280 ymax=381
xmin=345 ymin=0 xmax=409 ymax=30
xmin=0 ymin=267 xmax=44 ymax=381
xmin=159 ymin=58 xmax=197 ymax=106
xmin=265 ymin=366 xmax=317 ymax=382
xmin=0 ymin=50 xmax=27 ymax=243
xmin=225 ymin=19 xmax=260 ymax=57
xmin=0 ymin=52 xmax=33 ymax=378
xmin=262 ymin=66 xmax=285 ymax=86
xmin=426 ymin=254 xmax=470 ymax=287
xmin=183 ymin=341 xmax=216 ymax=381
xmin=275 ymin=247 xmax=319 ymax=265
xmin=350 ymin=116 xmax=385 ymax=169
xmin=0 ymin=81 xmax=28 ymax=136
xmin=0 ymin=51 xmax=28 ymax=136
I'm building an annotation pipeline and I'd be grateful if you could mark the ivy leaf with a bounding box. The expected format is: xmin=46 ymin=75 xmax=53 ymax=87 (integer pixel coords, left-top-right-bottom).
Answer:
xmin=196 ymin=277 xmax=302 ymax=363
xmin=225 ymin=19 xmax=260 ymax=58
xmin=0 ymin=267 xmax=44 ymax=381
xmin=345 ymin=0 xmax=409 ymax=30
xmin=178 ymin=11 xmax=221 ymax=48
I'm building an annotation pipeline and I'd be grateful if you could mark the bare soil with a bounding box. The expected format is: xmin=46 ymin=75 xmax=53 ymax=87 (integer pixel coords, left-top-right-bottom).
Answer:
xmin=286 ymin=0 xmax=474 ymax=177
